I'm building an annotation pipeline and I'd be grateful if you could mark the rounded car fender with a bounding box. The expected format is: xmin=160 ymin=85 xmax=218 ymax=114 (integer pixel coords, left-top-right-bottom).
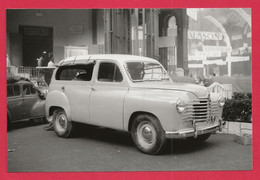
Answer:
xmin=30 ymin=99 xmax=46 ymax=117
xmin=45 ymin=90 xmax=71 ymax=120
xmin=124 ymin=90 xmax=185 ymax=132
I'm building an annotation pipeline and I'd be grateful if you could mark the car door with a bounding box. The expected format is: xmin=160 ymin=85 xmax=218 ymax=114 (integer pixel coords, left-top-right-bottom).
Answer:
xmin=7 ymin=84 xmax=24 ymax=122
xmin=55 ymin=64 xmax=94 ymax=123
xmin=22 ymin=83 xmax=39 ymax=119
xmin=90 ymin=61 xmax=128 ymax=130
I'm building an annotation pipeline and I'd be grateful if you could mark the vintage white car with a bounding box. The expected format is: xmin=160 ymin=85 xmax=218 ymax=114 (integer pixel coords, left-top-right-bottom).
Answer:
xmin=45 ymin=54 xmax=225 ymax=154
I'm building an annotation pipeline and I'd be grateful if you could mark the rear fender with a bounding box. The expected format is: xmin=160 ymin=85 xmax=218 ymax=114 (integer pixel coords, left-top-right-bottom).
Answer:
xmin=45 ymin=90 xmax=71 ymax=120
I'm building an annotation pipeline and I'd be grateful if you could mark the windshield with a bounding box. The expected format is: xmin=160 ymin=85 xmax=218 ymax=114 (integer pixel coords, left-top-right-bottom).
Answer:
xmin=125 ymin=61 xmax=171 ymax=82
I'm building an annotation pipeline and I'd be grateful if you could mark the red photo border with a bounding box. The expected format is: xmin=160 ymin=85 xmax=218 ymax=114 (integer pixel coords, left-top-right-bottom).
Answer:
xmin=0 ymin=0 xmax=259 ymax=179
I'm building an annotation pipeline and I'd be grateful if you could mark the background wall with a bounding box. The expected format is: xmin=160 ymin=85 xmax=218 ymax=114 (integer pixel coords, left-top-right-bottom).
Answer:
xmin=7 ymin=9 xmax=94 ymax=64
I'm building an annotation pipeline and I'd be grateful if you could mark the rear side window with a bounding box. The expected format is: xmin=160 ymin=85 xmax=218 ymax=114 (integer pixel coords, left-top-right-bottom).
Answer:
xmin=98 ymin=63 xmax=123 ymax=82
xmin=7 ymin=85 xmax=14 ymax=97
xmin=23 ymin=84 xmax=30 ymax=95
xmin=13 ymin=85 xmax=21 ymax=96
xmin=30 ymin=84 xmax=37 ymax=94
xmin=23 ymin=84 xmax=36 ymax=95
xmin=7 ymin=85 xmax=21 ymax=97
xmin=56 ymin=64 xmax=94 ymax=81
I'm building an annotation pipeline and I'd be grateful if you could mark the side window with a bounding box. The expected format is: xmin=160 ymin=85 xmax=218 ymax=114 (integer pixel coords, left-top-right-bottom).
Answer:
xmin=7 ymin=85 xmax=14 ymax=97
xmin=7 ymin=84 xmax=21 ymax=97
xmin=98 ymin=63 xmax=123 ymax=82
xmin=114 ymin=65 xmax=123 ymax=82
xmin=23 ymin=84 xmax=30 ymax=95
xmin=56 ymin=64 xmax=94 ymax=81
xmin=30 ymin=84 xmax=37 ymax=94
xmin=13 ymin=85 xmax=21 ymax=96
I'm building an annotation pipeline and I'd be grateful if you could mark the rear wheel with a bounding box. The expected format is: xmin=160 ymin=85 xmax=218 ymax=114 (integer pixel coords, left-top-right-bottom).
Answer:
xmin=131 ymin=114 xmax=165 ymax=155
xmin=53 ymin=109 xmax=74 ymax=138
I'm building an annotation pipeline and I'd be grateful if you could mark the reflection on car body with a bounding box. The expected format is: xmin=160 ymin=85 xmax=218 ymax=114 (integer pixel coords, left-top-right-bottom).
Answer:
xmin=30 ymin=78 xmax=49 ymax=97
xmin=45 ymin=54 xmax=225 ymax=155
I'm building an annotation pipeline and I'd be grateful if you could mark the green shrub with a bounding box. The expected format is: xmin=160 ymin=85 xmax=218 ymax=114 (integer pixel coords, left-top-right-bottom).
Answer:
xmin=222 ymin=92 xmax=252 ymax=123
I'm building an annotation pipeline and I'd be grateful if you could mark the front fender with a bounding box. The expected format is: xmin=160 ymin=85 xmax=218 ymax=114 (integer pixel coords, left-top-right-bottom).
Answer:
xmin=45 ymin=90 xmax=71 ymax=120
xmin=124 ymin=89 xmax=191 ymax=132
xmin=30 ymin=100 xmax=45 ymax=118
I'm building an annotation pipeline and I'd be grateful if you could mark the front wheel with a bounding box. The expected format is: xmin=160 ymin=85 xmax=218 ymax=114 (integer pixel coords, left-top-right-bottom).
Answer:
xmin=131 ymin=114 xmax=166 ymax=155
xmin=53 ymin=109 xmax=74 ymax=138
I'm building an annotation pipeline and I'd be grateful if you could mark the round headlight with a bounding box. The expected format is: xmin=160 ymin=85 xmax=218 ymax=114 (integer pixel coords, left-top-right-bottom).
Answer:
xmin=218 ymin=96 xmax=225 ymax=107
xmin=176 ymin=99 xmax=186 ymax=113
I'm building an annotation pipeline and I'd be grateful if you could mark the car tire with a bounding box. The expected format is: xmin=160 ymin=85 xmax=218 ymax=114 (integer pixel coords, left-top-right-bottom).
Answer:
xmin=53 ymin=108 xmax=74 ymax=138
xmin=131 ymin=114 xmax=166 ymax=155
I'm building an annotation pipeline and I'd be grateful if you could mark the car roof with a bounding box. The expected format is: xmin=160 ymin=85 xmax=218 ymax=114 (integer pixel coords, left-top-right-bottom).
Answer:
xmin=58 ymin=54 xmax=158 ymax=66
xmin=8 ymin=80 xmax=32 ymax=85
xmin=7 ymin=76 xmax=32 ymax=85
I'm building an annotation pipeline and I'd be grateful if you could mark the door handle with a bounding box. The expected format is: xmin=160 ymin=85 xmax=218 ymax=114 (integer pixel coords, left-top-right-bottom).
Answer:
xmin=61 ymin=86 xmax=65 ymax=92
xmin=91 ymin=87 xmax=96 ymax=91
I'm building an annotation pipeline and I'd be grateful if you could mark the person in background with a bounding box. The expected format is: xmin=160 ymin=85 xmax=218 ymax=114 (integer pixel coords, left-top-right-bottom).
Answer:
xmin=47 ymin=56 xmax=55 ymax=67
xmin=37 ymin=56 xmax=43 ymax=67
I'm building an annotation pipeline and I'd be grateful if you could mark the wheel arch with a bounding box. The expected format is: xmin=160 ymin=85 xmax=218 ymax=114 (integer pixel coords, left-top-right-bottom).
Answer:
xmin=45 ymin=90 xmax=71 ymax=120
xmin=128 ymin=111 xmax=161 ymax=132
xmin=49 ymin=106 xmax=63 ymax=117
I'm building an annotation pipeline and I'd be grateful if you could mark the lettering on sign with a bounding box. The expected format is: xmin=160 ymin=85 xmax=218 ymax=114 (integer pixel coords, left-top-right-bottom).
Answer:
xmin=203 ymin=60 xmax=227 ymax=65
xmin=69 ymin=25 xmax=84 ymax=34
xmin=24 ymin=27 xmax=49 ymax=36
xmin=188 ymin=31 xmax=223 ymax=41
xmin=203 ymin=46 xmax=232 ymax=53
xmin=226 ymin=56 xmax=250 ymax=62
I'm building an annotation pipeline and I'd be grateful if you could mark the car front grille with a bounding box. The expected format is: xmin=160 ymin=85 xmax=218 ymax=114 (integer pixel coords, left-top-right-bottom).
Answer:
xmin=182 ymin=98 xmax=219 ymax=122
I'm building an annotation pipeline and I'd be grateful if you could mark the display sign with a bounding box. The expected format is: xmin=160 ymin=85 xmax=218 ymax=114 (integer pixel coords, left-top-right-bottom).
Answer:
xmin=187 ymin=9 xmax=198 ymax=21
xmin=69 ymin=25 xmax=84 ymax=34
xmin=203 ymin=46 xmax=232 ymax=53
xmin=188 ymin=31 xmax=223 ymax=41
xmin=188 ymin=55 xmax=206 ymax=61
xmin=24 ymin=27 xmax=49 ymax=36
xmin=188 ymin=64 xmax=204 ymax=68
xmin=203 ymin=59 xmax=227 ymax=65
xmin=226 ymin=56 xmax=250 ymax=62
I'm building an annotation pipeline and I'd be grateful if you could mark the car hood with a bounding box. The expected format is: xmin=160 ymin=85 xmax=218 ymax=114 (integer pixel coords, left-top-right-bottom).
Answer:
xmin=130 ymin=81 xmax=209 ymax=98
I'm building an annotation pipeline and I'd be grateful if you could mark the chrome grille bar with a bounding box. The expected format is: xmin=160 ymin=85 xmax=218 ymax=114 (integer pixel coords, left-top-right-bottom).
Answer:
xmin=183 ymin=98 xmax=219 ymax=122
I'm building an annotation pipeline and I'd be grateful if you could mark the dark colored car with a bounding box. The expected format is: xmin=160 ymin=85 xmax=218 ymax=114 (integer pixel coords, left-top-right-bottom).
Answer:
xmin=7 ymin=76 xmax=46 ymax=129
xmin=30 ymin=79 xmax=49 ymax=97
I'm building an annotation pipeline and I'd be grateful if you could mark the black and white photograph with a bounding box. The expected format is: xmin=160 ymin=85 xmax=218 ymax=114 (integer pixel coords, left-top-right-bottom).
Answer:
xmin=6 ymin=8 xmax=252 ymax=173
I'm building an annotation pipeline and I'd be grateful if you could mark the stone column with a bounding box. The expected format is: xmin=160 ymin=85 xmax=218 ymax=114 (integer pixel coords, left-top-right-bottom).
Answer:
xmin=176 ymin=9 xmax=189 ymax=75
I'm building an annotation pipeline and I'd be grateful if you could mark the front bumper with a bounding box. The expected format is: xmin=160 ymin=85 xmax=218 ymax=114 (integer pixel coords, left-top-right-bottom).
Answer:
xmin=165 ymin=118 xmax=225 ymax=139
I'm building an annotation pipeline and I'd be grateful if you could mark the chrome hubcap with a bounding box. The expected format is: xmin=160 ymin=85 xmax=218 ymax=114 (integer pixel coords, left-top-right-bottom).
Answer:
xmin=58 ymin=116 xmax=66 ymax=128
xmin=137 ymin=122 xmax=156 ymax=148
xmin=142 ymin=127 xmax=153 ymax=142
xmin=56 ymin=113 xmax=67 ymax=132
